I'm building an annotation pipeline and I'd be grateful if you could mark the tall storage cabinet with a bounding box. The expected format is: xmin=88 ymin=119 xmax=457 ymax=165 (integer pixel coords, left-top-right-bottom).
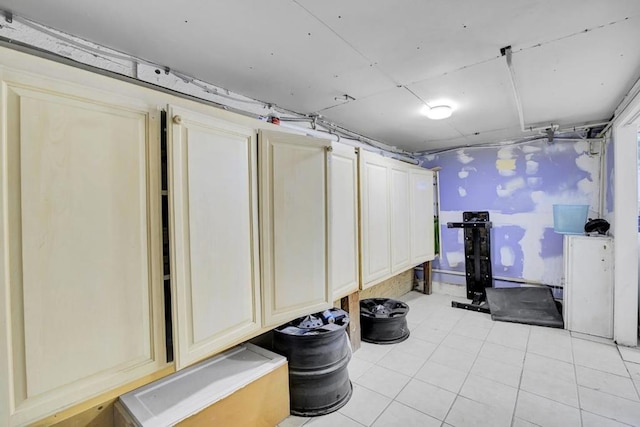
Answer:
xmin=563 ymin=235 xmax=614 ymax=338
xmin=330 ymin=142 xmax=360 ymax=300
xmin=360 ymin=150 xmax=436 ymax=289
xmin=410 ymin=169 xmax=436 ymax=264
xmin=259 ymin=130 xmax=331 ymax=327
xmin=390 ymin=165 xmax=412 ymax=273
xmin=168 ymin=106 xmax=261 ymax=369
xmin=0 ymin=74 xmax=167 ymax=426
xmin=360 ymin=151 xmax=392 ymax=286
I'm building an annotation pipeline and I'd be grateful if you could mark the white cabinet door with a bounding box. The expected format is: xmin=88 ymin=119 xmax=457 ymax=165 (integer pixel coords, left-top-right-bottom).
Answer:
xmin=360 ymin=151 xmax=391 ymax=288
xmin=0 ymin=79 xmax=166 ymax=426
xmin=564 ymin=235 xmax=613 ymax=338
xmin=410 ymin=169 xmax=435 ymax=264
xmin=330 ymin=143 xmax=359 ymax=300
xmin=169 ymin=107 xmax=261 ymax=369
xmin=259 ymin=130 xmax=331 ymax=327
xmin=390 ymin=165 xmax=411 ymax=273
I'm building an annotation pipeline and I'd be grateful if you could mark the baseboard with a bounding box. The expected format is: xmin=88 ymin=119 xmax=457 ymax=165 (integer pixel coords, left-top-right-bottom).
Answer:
xmin=432 ymin=281 xmax=466 ymax=298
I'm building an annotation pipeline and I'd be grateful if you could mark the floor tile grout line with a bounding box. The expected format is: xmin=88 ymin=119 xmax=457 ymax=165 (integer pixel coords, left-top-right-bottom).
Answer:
xmin=516 ymin=388 xmax=582 ymax=410
xmin=619 ymin=345 xmax=640 ymax=403
xmin=438 ymin=308 xmax=485 ymax=424
xmin=573 ymin=350 xmax=640 ymax=403
xmin=571 ymin=358 xmax=632 ymax=378
xmin=363 ymin=293 xmax=454 ymax=424
xmin=284 ymin=292 xmax=638 ymax=427
xmin=435 ymin=293 xmax=639 ymax=426
xmin=366 ymin=397 xmax=395 ymax=426
xmin=420 ymin=294 xmax=535 ymax=423
xmin=339 ymin=405 xmax=374 ymax=427
xmin=630 ymin=367 xmax=640 ymax=403
xmin=580 ymin=408 xmax=636 ymax=427
xmin=352 ymin=372 xmax=410 ymax=400
xmin=396 ymin=294 xmax=473 ymax=423
xmin=477 ymin=341 xmax=527 ymax=369
xmin=509 ymin=324 xmax=531 ymax=427
xmin=514 ymin=417 xmax=544 ymax=427
xmin=380 ymin=294 xmax=459 ymax=424
xmin=571 ymin=331 xmax=617 ymax=346
xmin=576 ymin=383 xmax=640 ymax=405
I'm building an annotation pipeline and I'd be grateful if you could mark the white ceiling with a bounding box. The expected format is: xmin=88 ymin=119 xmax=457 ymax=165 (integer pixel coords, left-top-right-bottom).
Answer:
xmin=2 ymin=0 xmax=640 ymax=152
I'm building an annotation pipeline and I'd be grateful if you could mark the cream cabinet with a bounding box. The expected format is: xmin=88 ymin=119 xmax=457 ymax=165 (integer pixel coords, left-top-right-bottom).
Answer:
xmin=0 ymin=46 xmax=434 ymax=427
xmin=390 ymin=164 xmax=412 ymax=273
xmin=330 ymin=142 xmax=359 ymax=300
xmin=259 ymin=130 xmax=331 ymax=327
xmin=410 ymin=169 xmax=436 ymax=264
xmin=0 ymin=75 xmax=166 ymax=426
xmin=360 ymin=150 xmax=392 ymax=287
xmin=168 ymin=106 xmax=261 ymax=369
xmin=360 ymin=151 xmax=435 ymax=289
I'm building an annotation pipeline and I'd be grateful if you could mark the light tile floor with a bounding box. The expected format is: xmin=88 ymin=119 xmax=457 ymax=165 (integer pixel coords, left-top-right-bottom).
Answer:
xmin=279 ymin=291 xmax=640 ymax=427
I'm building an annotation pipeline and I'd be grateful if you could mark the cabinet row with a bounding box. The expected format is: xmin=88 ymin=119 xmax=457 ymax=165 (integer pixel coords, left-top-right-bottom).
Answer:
xmin=0 ymin=53 xmax=433 ymax=426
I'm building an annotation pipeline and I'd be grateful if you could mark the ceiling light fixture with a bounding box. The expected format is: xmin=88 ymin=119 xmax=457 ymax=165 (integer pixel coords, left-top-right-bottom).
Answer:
xmin=422 ymin=104 xmax=453 ymax=120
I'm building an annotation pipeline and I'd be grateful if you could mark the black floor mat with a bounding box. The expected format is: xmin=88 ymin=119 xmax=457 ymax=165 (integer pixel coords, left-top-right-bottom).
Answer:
xmin=485 ymin=287 xmax=564 ymax=328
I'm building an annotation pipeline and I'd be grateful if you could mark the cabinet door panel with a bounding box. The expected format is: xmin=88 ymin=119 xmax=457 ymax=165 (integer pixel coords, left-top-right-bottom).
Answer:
xmin=410 ymin=170 xmax=435 ymax=264
xmin=169 ymin=107 xmax=260 ymax=369
xmin=564 ymin=236 xmax=613 ymax=338
xmin=390 ymin=166 xmax=411 ymax=273
xmin=330 ymin=143 xmax=359 ymax=299
xmin=1 ymin=82 xmax=165 ymax=425
xmin=360 ymin=152 xmax=391 ymax=287
xmin=259 ymin=130 xmax=330 ymax=327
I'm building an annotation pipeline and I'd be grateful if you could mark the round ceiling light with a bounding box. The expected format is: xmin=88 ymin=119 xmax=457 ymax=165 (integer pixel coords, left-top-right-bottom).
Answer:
xmin=422 ymin=105 xmax=453 ymax=120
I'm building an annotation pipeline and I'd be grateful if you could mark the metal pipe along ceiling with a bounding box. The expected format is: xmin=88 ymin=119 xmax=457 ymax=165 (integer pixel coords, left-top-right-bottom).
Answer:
xmin=278 ymin=121 xmax=419 ymax=165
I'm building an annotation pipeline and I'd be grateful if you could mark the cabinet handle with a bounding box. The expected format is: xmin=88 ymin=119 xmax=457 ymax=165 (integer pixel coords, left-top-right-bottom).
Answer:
xmin=173 ymin=115 xmax=183 ymax=125
xmin=326 ymin=146 xmax=333 ymax=152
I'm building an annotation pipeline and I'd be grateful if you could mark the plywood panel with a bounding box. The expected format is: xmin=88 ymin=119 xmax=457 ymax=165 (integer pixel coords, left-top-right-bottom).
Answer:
xmin=390 ymin=165 xmax=411 ymax=273
xmin=359 ymin=269 xmax=414 ymax=300
xmin=259 ymin=130 xmax=330 ymax=327
xmin=169 ymin=107 xmax=261 ymax=369
xmin=179 ymin=363 xmax=289 ymax=427
xmin=330 ymin=143 xmax=359 ymax=300
xmin=410 ymin=169 xmax=435 ymax=264
xmin=1 ymin=80 xmax=165 ymax=426
xmin=360 ymin=151 xmax=391 ymax=287
xmin=340 ymin=292 xmax=361 ymax=352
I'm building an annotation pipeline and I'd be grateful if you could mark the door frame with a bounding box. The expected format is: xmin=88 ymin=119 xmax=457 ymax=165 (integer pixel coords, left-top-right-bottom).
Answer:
xmin=613 ymin=88 xmax=640 ymax=346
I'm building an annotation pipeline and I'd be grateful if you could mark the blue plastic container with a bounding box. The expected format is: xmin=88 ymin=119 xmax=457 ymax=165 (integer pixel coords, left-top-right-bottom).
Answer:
xmin=553 ymin=204 xmax=589 ymax=234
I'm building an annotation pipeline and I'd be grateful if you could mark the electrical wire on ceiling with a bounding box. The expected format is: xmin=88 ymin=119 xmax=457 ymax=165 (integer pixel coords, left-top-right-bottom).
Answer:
xmin=167 ymin=70 xmax=267 ymax=107
xmin=412 ymin=114 xmax=609 ymax=156
xmin=416 ymin=128 xmax=606 ymax=156
xmin=500 ymin=45 xmax=612 ymax=137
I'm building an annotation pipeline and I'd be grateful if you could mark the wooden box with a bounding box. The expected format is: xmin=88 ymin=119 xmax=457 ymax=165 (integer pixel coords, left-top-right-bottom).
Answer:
xmin=115 ymin=344 xmax=289 ymax=427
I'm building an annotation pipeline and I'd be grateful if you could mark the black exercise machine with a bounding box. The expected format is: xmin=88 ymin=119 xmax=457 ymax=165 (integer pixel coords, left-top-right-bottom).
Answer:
xmin=447 ymin=211 xmax=493 ymax=313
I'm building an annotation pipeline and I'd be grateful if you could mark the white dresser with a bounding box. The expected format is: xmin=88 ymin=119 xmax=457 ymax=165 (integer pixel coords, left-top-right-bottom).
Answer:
xmin=563 ymin=235 xmax=614 ymax=338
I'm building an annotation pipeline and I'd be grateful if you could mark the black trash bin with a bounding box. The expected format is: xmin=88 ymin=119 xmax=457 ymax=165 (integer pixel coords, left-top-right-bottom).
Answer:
xmin=360 ymin=298 xmax=410 ymax=344
xmin=273 ymin=308 xmax=353 ymax=417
